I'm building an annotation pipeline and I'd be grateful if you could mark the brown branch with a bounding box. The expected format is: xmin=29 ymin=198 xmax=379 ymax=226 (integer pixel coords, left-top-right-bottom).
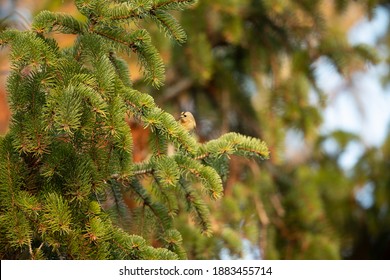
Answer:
xmin=254 ymin=197 xmax=269 ymax=259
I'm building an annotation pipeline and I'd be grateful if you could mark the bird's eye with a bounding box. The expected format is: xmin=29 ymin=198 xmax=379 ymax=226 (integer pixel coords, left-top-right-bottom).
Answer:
xmin=183 ymin=114 xmax=187 ymax=117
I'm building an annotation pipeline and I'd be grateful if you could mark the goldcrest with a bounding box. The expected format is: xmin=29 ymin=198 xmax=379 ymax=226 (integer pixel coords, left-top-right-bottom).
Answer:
xmin=179 ymin=111 xmax=196 ymax=132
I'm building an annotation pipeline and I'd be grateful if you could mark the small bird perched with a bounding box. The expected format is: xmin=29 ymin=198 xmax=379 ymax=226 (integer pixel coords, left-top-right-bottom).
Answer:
xmin=168 ymin=111 xmax=197 ymax=156
xmin=179 ymin=111 xmax=196 ymax=132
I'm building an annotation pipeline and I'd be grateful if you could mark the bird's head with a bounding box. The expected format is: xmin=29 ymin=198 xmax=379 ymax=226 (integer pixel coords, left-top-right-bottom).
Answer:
xmin=179 ymin=111 xmax=196 ymax=132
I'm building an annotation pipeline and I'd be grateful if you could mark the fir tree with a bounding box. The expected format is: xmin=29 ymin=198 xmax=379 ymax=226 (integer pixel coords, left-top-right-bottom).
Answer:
xmin=0 ymin=0 xmax=269 ymax=259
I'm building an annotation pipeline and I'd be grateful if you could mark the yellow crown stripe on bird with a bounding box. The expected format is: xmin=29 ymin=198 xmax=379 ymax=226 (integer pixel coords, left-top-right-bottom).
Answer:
xmin=179 ymin=111 xmax=196 ymax=132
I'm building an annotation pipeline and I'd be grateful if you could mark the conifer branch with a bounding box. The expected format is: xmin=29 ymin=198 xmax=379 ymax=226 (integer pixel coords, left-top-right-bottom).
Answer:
xmin=120 ymin=177 xmax=173 ymax=230
xmin=179 ymin=179 xmax=212 ymax=235
xmin=197 ymin=132 xmax=270 ymax=160
xmin=176 ymin=154 xmax=223 ymax=200
xmin=0 ymin=0 xmax=270 ymax=259
xmin=92 ymin=26 xmax=165 ymax=87
xmin=161 ymin=229 xmax=187 ymax=259
xmin=132 ymin=168 xmax=154 ymax=175
xmin=102 ymin=1 xmax=152 ymax=21
xmin=32 ymin=11 xmax=85 ymax=34
xmin=153 ymin=0 xmax=198 ymax=11
xmin=149 ymin=10 xmax=187 ymax=43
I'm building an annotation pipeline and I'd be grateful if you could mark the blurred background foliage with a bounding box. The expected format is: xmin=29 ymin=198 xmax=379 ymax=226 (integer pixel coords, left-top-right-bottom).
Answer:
xmin=1 ymin=0 xmax=390 ymax=259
